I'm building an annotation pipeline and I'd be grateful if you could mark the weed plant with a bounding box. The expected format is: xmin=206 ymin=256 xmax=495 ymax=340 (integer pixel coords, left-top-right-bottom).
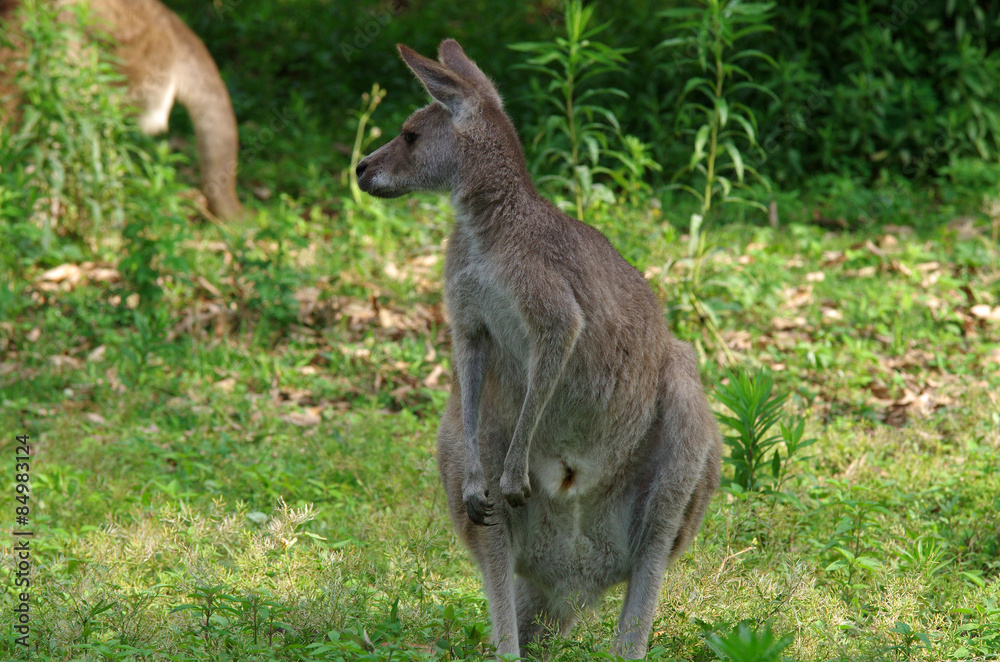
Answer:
xmin=510 ymin=0 xmax=657 ymax=220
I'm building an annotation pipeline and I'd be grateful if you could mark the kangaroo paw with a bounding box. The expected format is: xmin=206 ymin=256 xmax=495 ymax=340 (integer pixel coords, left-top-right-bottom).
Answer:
xmin=462 ymin=472 xmax=495 ymax=526
xmin=499 ymin=470 xmax=531 ymax=507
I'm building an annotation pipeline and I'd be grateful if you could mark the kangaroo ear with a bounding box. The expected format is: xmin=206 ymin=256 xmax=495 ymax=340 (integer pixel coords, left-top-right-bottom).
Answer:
xmin=438 ymin=39 xmax=502 ymax=107
xmin=398 ymin=43 xmax=473 ymax=117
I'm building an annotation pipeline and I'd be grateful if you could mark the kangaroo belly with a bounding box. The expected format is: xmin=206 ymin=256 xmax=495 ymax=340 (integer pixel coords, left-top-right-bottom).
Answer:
xmin=511 ymin=469 xmax=635 ymax=600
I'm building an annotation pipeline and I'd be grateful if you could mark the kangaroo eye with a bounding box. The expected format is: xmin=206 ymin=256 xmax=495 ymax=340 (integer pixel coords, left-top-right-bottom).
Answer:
xmin=403 ymin=131 xmax=418 ymax=146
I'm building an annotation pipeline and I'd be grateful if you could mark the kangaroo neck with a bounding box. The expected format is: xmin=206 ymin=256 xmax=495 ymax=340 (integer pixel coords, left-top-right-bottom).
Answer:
xmin=451 ymin=133 xmax=536 ymax=239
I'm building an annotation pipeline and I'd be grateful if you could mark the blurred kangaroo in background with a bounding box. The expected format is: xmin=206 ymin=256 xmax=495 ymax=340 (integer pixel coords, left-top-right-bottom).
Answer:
xmin=0 ymin=0 xmax=242 ymax=219
xmin=356 ymin=39 xmax=722 ymax=659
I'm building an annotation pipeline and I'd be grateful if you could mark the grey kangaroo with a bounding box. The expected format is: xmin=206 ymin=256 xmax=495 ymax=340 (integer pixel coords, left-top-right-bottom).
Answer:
xmin=356 ymin=40 xmax=722 ymax=659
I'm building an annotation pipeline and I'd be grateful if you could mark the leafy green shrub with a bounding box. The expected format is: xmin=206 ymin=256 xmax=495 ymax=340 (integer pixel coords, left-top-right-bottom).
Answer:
xmin=939 ymin=157 xmax=1000 ymax=208
xmin=703 ymin=620 xmax=794 ymax=662
xmin=221 ymin=200 xmax=309 ymax=335
xmin=169 ymin=0 xmax=550 ymax=138
xmin=653 ymin=1 xmax=776 ymax=359
xmin=511 ymin=0 xmax=657 ymax=219
xmin=715 ymin=368 xmax=815 ymax=495
xmin=1 ymin=1 xmax=191 ymax=303
xmin=7 ymin=2 xmax=143 ymax=238
xmin=0 ymin=134 xmax=49 ymax=274
xmin=165 ymin=0 xmax=1000 ymax=196
xmin=756 ymin=0 xmax=1000 ymax=184
xmin=811 ymin=480 xmax=893 ymax=609
xmin=660 ymin=0 xmax=775 ymax=219
xmin=953 ymin=600 xmax=1000 ymax=660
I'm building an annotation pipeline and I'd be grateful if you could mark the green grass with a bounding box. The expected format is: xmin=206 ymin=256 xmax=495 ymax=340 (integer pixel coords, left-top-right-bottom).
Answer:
xmin=2 ymin=3 xmax=1000 ymax=659
xmin=2 ymin=187 xmax=999 ymax=660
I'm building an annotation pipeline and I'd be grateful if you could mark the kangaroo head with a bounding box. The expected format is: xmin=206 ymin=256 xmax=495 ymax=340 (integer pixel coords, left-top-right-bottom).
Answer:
xmin=356 ymin=39 xmax=511 ymax=199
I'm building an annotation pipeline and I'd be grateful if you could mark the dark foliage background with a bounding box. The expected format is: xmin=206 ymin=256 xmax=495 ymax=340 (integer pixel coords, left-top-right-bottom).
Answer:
xmin=172 ymin=0 xmax=1000 ymax=190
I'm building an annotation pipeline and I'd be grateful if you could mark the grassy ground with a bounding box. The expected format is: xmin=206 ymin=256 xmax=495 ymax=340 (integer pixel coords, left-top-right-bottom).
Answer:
xmin=1 ymin=163 xmax=999 ymax=660
xmin=1 ymin=4 xmax=999 ymax=658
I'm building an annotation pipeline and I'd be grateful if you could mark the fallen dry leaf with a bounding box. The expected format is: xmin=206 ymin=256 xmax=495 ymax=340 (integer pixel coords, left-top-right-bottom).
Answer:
xmin=772 ymin=316 xmax=807 ymax=330
xmin=868 ymin=383 xmax=894 ymax=401
xmin=273 ymin=387 xmax=316 ymax=407
xmin=390 ymin=384 xmax=413 ymax=400
xmin=196 ymin=276 xmax=222 ymax=298
xmin=948 ymin=216 xmax=982 ymax=240
xmin=770 ymin=329 xmax=808 ymax=349
xmin=39 ymin=263 xmax=84 ymax=285
xmin=884 ymin=224 xmax=915 ymax=238
xmin=889 ymin=259 xmax=912 ymax=277
xmin=722 ymin=330 xmax=752 ymax=352
xmin=883 ymin=347 xmax=936 ymax=371
xmin=35 ymin=263 xmax=119 ymax=292
xmin=970 ymin=304 xmax=1000 ymax=322
xmin=821 ymin=251 xmax=847 ymax=267
xmin=865 ymin=239 xmax=886 ymax=258
xmin=882 ymin=385 xmax=954 ymax=427
xmin=214 ymin=377 xmax=237 ymax=392
xmin=170 ymin=302 xmax=236 ymax=340
xmin=423 ymin=364 xmax=446 ymax=388
xmin=89 ymin=267 xmax=119 ymax=282
xmin=339 ymin=299 xmax=378 ymax=327
xmin=50 ymin=355 xmax=83 ymax=370
xmin=781 ymin=284 xmax=814 ymax=309
xmin=879 ymin=234 xmax=899 ymax=251
xmin=284 ymin=408 xmax=322 ymax=427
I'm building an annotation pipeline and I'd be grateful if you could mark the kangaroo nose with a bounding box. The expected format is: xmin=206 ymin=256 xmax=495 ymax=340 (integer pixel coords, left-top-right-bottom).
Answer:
xmin=356 ymin=160 xmax=368 ymax=179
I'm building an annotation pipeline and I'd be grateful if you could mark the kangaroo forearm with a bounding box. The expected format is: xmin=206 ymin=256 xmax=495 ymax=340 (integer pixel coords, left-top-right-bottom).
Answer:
xmin=505 ymin=316 xmax=583 ymax=469
xmin=458 ymin=335 xmax=487 ymax=465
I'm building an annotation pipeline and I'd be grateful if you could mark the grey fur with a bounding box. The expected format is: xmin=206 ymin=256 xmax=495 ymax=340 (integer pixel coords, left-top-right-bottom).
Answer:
xmin=357 ymin=39 xmax=722 ymax=659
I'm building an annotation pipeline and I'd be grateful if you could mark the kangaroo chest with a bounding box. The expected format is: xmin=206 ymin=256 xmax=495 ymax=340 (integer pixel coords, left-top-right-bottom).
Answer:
xmin=444 ymin=243 xmax=532 ymax=368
